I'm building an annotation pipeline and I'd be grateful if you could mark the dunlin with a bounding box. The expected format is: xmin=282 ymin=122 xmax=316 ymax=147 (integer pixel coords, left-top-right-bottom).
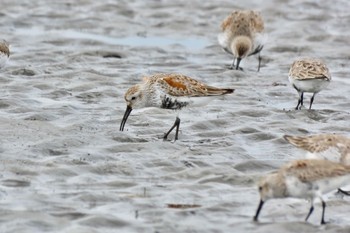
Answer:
xmin=254 ymin=159 xmax=350 ymax=224
xmin=218 ymin=10 xmax=265 ymax=71
xmin=284 ymin=134 xmax=350 ymax=195
xmin=119 ymin=73 xmax=234 ymax=141
xmin=0 ymin=40 xmax=10 ymax=69
xmin=288 ymin=58 xmax=331 ymax=110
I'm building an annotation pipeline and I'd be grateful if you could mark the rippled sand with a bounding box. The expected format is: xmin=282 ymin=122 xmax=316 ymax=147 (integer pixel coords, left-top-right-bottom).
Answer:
xmin=1 ymin=0 xmax=350 ymax=232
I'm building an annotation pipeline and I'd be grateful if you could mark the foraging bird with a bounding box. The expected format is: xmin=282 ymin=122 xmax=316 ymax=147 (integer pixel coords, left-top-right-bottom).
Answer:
xmin=120 ymin=73 xmax=234 ymax=141
xmin=254 ymin=159 xmax=350 ymax=224
xmin=218 ymin=10 xmax=266 ymax=71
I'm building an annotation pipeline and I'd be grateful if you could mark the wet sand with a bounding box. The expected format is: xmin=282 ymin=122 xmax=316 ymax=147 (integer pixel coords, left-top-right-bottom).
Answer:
xmin=0 ymin=0 xmax=350 ymax=232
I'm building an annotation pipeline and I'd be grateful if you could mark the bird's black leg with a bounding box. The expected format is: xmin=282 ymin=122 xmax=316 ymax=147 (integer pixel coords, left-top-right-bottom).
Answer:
xmin=320 ymin=200 xmax=327 ymax=224
xmin=257 ymin=52 xmax=262 ymax=72
xmin=296 ymin=92 xmax=303 ymax=110
xmin=163 ymin=117 xmax=181 ymax=141
xmin=174 ymin=117 xmax=181 ymax=140
xmin=305 ymin=203 xmax=314 ymax=222
xmin=309 ymin=93 xmax=316 ymax=110
xmin=300 ymin=92 xmax=304 ymax=109
xmin=295 ymin=99 xmax=301 ymax=110
xmin=337 ymin=188 xmax=350 ymax=195
xmin=236 ymin=57 xmax=242 ymax=70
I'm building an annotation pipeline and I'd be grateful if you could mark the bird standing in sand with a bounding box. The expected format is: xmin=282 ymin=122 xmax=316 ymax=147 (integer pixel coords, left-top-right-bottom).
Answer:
xmin=218 ymin=10 xmax=265 ymax=71
xmin=0 ymin=40 xmax=10 ymax=69
xmin=254 ymin=159 xmax=350 ymax=224
xmin=120 ymin=73 xmax=234 ymax=141
xmin=288 ymin=58 xmax=331 ymax=110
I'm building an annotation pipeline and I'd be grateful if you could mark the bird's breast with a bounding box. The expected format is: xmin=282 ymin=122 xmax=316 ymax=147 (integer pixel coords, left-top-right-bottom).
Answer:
xmin=160 ymin=96 xmax=189 ymax=110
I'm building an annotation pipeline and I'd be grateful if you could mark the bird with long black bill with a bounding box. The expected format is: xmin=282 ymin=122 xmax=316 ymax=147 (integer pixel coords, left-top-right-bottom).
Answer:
xmin=254 ymin=159 xmax=350 ymax=224
xmin=120 ymin=73 xmax=234 ymax=141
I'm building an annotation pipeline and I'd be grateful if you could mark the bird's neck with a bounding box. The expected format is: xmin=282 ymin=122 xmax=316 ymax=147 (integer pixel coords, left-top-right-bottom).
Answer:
xmin=271 ymin=173 xmax=288 ymax=198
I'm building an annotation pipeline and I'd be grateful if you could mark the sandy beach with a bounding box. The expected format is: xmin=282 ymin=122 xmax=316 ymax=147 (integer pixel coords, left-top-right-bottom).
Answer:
xmin=0 ymin=0 xmax=350 ymax=232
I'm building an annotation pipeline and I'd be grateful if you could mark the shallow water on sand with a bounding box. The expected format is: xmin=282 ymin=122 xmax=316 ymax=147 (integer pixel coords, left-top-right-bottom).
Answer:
xmin=0 ymin=0 xmax=350 ymax=232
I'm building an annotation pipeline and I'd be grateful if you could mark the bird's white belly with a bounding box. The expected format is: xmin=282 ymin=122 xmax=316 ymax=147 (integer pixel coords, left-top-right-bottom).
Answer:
xmin=285 ymin=174 xmax=350 ymax=198
xmin=285 ymin=176 xmax=312 ymax=198
xmin=289 ymin=76 xmax=330 ymax=93
xmin=313 ymin=175 xmax=350 ymax=194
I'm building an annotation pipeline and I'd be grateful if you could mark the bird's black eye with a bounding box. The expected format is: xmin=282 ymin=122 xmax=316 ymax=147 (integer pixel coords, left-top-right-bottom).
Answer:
xmin=131 ymin=97 xmax=136 ymax=100
xmin=259 ymin=186 xmax=263 ymax=191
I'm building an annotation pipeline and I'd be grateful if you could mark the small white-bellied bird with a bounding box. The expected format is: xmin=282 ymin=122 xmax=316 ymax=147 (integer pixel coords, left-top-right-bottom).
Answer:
xmin=288 ymin=58 xmax=331 ymax=110
xmin=254 ymin=159 xmax=350 ymax=224
xmin=120 ymin=73 xmax=234 ymax=141
xmin=218 ymin=10 xmax=266 ymax=71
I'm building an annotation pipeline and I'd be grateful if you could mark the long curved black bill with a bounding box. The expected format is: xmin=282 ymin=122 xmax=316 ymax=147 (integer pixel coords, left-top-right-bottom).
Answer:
xmin=120 ymin=105 xmax=132 ymax=131
xmin=253 ymin=199 xmax=264 ymax=222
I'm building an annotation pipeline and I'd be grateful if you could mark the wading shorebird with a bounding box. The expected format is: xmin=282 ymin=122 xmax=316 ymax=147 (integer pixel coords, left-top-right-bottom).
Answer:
xmin=119 ymin=73 xmax=234 ymax=141
xmin=288 ymin=58 xmax=331 ymax=110
xmin=218 ymin=10 xmax=266 ymax=71
xmin=254 ymin=159 xmax=350 ymax=224
xmin=284 ymin=134 xmax=350 ymax=195
xmin=0 ymin=40 xmax=10 ymax=69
